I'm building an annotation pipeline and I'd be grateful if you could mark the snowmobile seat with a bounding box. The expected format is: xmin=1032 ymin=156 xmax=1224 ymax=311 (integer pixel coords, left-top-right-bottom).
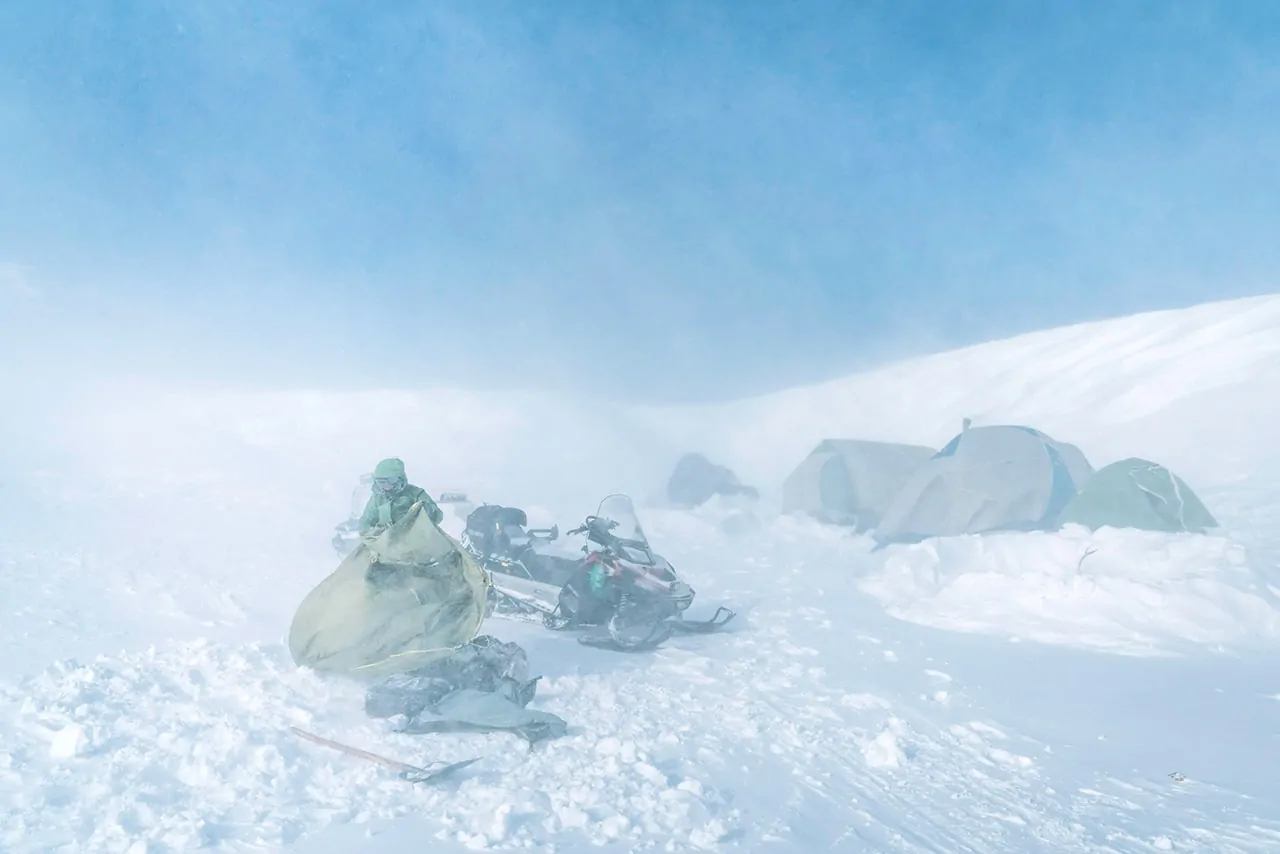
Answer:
xmin=467 ymin=505 xmax=529 ymax=530
xmin=465 ymin=505 xmax=532 ymax=557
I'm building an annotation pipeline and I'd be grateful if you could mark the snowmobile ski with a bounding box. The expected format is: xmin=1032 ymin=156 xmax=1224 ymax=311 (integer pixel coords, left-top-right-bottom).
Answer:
xmin=671 ymin=606 xmax=737 ymax=633
xmin=290 ymin=726 xmax=480 ymax=784
xmin=489 ymin=585 xmax=557 ymax=619
xmin=577 ymin=619 xmax=675 ymax=652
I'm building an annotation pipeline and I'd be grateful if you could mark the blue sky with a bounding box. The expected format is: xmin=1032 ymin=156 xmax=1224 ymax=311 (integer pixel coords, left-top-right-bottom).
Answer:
xmin=2 ymin=0 xmax=1279 ymax=400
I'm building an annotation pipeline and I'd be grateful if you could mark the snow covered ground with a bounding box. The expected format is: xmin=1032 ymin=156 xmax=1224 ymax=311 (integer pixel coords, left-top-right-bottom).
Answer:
xmin=857 ymin=524 xmax=1280 ymax=656
xmin=3 ymin=294 xmax=1280 ymax=852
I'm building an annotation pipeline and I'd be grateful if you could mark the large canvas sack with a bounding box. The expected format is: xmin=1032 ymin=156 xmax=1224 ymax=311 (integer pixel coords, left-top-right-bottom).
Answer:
xmin=289 ymin=501 xmax=490 ymax=679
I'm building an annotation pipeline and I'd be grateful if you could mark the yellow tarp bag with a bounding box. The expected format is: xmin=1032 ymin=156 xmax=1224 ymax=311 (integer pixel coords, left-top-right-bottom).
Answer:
xmin=288 ymin=501 xmax=490 ymax=679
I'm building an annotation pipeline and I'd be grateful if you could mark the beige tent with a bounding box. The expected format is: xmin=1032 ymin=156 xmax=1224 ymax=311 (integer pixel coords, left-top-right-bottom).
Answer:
xmin=782 ymin=439 xmax=937 ymax=530
xmin=289 ymin=501 xmax=491 ymax=680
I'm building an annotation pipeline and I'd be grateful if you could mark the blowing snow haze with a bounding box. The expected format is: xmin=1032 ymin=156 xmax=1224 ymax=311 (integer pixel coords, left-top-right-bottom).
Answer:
xmin=2 ymin=1 xmax=1280 ymax=400
xmin=7 ymin=5 xmax=1280 ymax=853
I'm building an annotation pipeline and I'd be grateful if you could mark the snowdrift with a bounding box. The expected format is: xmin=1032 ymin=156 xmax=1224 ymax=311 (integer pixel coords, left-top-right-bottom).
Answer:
xmin=859 ymin=525 xmax=1280 ymax=655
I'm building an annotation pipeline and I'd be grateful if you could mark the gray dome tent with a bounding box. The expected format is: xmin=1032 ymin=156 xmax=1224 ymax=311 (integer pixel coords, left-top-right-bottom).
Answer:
xmin=875 ymin=425 xmax=1093 ymax=544
xmin=782 ymin=439 xmax=937 ymax=530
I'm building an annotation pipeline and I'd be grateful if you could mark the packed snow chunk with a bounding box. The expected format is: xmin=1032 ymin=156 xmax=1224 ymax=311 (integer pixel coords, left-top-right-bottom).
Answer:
xmin=553 ymin=804 xmax=590 ymax=830
xmin=840 ymin=692 xmax=892 ymax=711
xmin=689 ymin=818 xmax=730 ymax=849
xmin=862 ymin=718 xmax=909 ymax=769
xmin=483 ymin=803 xmax=512 ymax=845
xmin=988 ymin=748 xmax=1034 ymax=769
xmin=858 ymin=526 xmax=1280 ymax=654
xmin=49 ymin=723 xmax=91 ymax=759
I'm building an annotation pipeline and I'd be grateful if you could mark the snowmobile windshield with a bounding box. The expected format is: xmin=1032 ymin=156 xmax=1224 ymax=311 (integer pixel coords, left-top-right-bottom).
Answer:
xmin=593 ymin=494 xmax=656 ymax=564
xmin=350 ymin=474 xmax=374 ymax=517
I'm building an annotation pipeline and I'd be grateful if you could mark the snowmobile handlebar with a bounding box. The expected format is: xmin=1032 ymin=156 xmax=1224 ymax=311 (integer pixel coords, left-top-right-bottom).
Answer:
xmin=567 ymin=516 xmax=618 ymax=538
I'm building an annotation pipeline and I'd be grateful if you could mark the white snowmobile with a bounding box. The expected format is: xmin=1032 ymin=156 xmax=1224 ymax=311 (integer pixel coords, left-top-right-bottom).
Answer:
xmin=461 ymin=494 xmax=734 ymax=651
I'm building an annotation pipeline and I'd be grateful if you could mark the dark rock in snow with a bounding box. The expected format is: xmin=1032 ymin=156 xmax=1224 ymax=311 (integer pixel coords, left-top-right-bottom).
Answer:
xmin=666 ymin=452 xmax=759 ymax=508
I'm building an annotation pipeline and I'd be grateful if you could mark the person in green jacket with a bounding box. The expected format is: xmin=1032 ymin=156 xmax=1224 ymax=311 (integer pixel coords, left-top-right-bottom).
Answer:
xmin=358 ymin=457 xmax=444 ymax=533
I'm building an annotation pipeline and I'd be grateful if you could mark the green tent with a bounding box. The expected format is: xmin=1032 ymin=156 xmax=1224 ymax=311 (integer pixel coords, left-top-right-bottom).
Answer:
xmin=1057 ymin=457 xmax=1217 ymax=533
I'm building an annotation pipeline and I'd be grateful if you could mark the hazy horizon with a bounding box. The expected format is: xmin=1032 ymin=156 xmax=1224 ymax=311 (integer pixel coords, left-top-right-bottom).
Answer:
xmin=4 ymin=1 xmax=1280 ymax=403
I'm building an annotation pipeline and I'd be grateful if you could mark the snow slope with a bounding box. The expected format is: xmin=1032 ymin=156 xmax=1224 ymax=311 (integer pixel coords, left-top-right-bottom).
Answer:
xmin=667 ymin=292 xmax=1280 ymax=490
xmin=3 ymin=294 xmax=1280 ymax=852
